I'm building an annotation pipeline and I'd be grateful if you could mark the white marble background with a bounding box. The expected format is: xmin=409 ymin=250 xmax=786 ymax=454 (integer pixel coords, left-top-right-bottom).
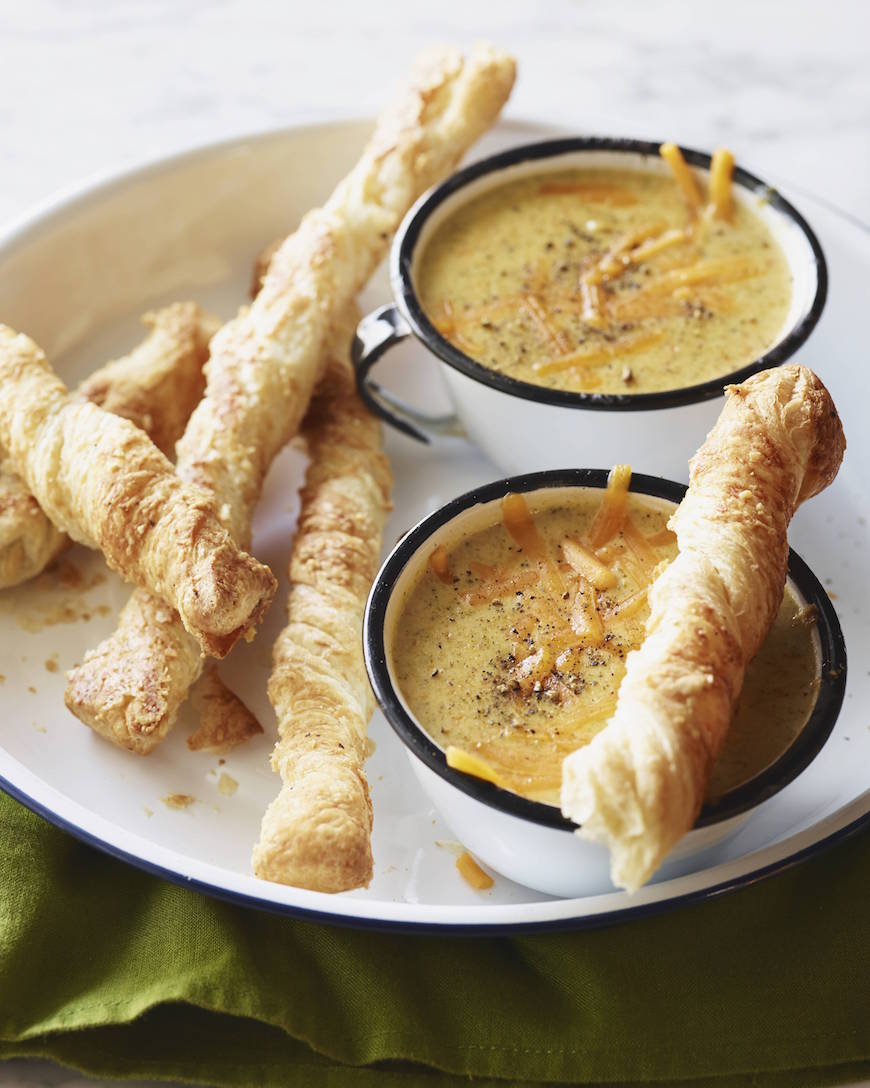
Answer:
xmin=0 ymin=0 xmax=868 ymax=1085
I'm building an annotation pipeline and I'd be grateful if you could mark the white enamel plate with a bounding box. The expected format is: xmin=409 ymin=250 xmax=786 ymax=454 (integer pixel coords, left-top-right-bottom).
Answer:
xmin=0 ymin=120 xmax=867 ymax=931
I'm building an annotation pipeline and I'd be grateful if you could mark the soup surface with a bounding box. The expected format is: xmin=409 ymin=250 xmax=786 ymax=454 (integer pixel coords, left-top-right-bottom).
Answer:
xmin=417 ymin=163 xmax=792 ymax=394
xmin=392 ymin=484 xmax=819 ymax=806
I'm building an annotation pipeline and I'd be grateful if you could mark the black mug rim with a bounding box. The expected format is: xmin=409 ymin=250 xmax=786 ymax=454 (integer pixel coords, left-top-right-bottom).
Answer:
xmin=391 ymin=137 xmax=828 ymax=412
xmin=363 ymin=468 xmax=847 ymax=834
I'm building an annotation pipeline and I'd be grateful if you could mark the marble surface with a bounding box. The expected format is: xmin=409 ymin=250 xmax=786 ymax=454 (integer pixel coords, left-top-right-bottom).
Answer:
xmin=0 ymin=1 xmax=868 ymax=1085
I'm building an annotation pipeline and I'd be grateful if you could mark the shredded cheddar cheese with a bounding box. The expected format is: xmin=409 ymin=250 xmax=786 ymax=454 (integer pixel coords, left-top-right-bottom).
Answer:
xmin=621 ymin=517 xmax=660 ymax=574
xmin=708 ymin=147 xmax=736 ymax=220
xmin=463 ymin=568 xmax=537 ymax=607
xmin=502 ymin=492 xmax=544 ymax=555
xmin=569 ymin=579 xmax=605 ymax=647
xmin=660 ymin=142 xmax=703 ymax=214
xmin=456 ymin=851 xmax=494 ymax=890
xmin=446 ymin=745 xmax=509 ymax=788
xmin=429 ymin=544 xmax=453 ymax=585
xmin=521 ymin=293 xmax=573 ymax=354
xmin=561 ymin=538 xmax=618 ymax=589
xmin=587 ymin=464 xmax=632 ymax=547
xmin=533 ymin=330 xmax=665 ymax=377
xmin=629 ymin=226 xmax=691 ymax=263
xmin=606 ymin=585 xmax=649 ymax=619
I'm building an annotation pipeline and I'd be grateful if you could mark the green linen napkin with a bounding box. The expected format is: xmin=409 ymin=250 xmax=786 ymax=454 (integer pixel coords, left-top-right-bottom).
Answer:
xmin=2 ymin=789 xmax=870 ymax=1088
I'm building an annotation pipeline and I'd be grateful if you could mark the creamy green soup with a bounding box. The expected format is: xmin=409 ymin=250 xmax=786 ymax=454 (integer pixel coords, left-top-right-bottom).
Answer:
xmin=393 ymin=488 xmax=819 ymax=806
xmin=417 ymin=166 xmax=792 ymax=394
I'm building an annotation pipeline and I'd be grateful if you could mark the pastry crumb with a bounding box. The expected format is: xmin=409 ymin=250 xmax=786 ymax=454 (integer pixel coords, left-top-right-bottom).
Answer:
xmin=44 ymin=655 xmax=59 ymax=673
xmin=27 ymin=685 xmax=36 ymax=694
xmin=187 ymin=666 xmax=263 ymax=754
xmin=55 ymin=560 xmax=84 ymax=589
xmin=162 ymin=793 xmax=196 ymax=810
xmin=14 ymin=602 xmax=94 ymax=631
xmin=144 ymin=806 xmax=153 ymax=818
xmin=456 ymin=851 xmax=494 ymax=890
xmin=55 ymin=560 xmax=106 ymax=591
xmin=32 ymin=723 xmax=46 ymax=734
xmin=217 ymin=772 xmax=238 ymax=797
xmin=435 ymin=839 xmax=464 ymax=857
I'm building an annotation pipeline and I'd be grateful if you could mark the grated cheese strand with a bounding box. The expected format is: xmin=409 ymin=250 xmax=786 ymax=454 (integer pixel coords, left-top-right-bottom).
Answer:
xmin=587 ymin=464 xmax=632 ymax=548
xmin=456 ymin=851 xmax=494 ymax=890
xmin=660 ymin=143 xmax=703 ymax=215
xmin=708 ymin=148 xmax=736 ymax=220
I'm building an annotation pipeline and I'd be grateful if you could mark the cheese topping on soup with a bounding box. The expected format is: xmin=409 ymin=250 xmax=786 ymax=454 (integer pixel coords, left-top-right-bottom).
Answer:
xmin=417 ymin=154 xmax=792 ymax=395
xmin=392 ymin=481 xmax=819 ymax=806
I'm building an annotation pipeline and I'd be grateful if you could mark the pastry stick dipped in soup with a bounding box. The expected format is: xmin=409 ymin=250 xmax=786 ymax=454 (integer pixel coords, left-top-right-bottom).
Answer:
xmin=561 ymin=365 xmax=845 ymax=891
xmin=417 ymin=145 xmax=791 ymax=395
xmin=367 ymin=435 xmax=845 ymax=897
xmin=393 ymin=468 xmax=821 ymax=811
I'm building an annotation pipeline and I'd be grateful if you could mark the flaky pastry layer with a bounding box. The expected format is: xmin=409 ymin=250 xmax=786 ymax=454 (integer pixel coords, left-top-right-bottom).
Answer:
xmin=0 ymin=326 xmax=276 ymax=657
xmin=252 ymin=311 xmax=392 ymax=893
xmin=0 ymin=303 xmax=216 ymax=590
xmin=66 ymin=43 xmax=515 ymax=754
xmin=561 ymin=365 xmax=845 ymax=891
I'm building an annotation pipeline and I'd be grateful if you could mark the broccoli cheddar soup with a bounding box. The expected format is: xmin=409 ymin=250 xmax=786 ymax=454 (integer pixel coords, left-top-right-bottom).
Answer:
xmin=417 ymin=147 xmax=793 ymax=395
xmin=392 ymin=477 xmax=820 ymax=807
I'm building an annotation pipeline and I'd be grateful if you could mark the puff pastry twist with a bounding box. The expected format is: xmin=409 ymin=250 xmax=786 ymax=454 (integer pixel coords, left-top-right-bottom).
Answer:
xmin=0 ymin=303 xmax=216 ymax=589
xmin=561 ymin=365 xmax=845 ymax=891
xmin=0 ymin=326 xmax=276 ymax=658
xmin=65 ymin=43 xmax=515 ymax=754
xmin=253 ymin=312 xmax=392 ymax=892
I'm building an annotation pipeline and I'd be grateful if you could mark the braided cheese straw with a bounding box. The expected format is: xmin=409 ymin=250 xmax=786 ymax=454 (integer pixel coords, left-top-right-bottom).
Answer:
xmin=0 ymin=302 xmax=217 ymax=590
xmin=562 ymin=365 xmax=846 ymax=892
xmin=66 ymin=43 xmax=516 ymax=754
xmin=253 ymin=310 xmax=392 ymax=892
xmin=0 ymin=326 xmax=276 ymax=657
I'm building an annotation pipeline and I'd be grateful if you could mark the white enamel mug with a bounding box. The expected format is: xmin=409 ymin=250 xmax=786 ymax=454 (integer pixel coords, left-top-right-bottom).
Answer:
xmin=363 ymin=469 xmax=847 ymax=897
xmin=353 ymin=137 xmax=827 ymax=481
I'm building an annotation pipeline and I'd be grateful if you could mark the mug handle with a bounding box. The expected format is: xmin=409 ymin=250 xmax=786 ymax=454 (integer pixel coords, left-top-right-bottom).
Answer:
xmin=352 ymin=303 xmax=466 ymax=444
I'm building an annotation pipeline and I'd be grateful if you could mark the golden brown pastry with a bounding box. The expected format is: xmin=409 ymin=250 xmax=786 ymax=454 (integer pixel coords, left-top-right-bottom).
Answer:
xmin=187 ymin=666 xmax=263 ymax=755
xmin=0 ymin=303 xmax=217 ymax=590
xmin=0 ymin=326 xmax=276 ymax=657
xmin=561 ymin=365 xmax=845 ymax=892
xmin=76 ymin=302 xmax=218 ymax=457
xmin=64 ymin=587 xmax=205 ymax=753
xmin=0 ymin=455 xmax=68 ymax=589
xmin=253 ymin=312 xmax=393 ymax=893
xmin=66 ymin=43 xmax=516 ymax=754
xmin=250 ymin=237 xmax=282 ymax=300
xmin=176 ymin=42 xmax=515 ymax=546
